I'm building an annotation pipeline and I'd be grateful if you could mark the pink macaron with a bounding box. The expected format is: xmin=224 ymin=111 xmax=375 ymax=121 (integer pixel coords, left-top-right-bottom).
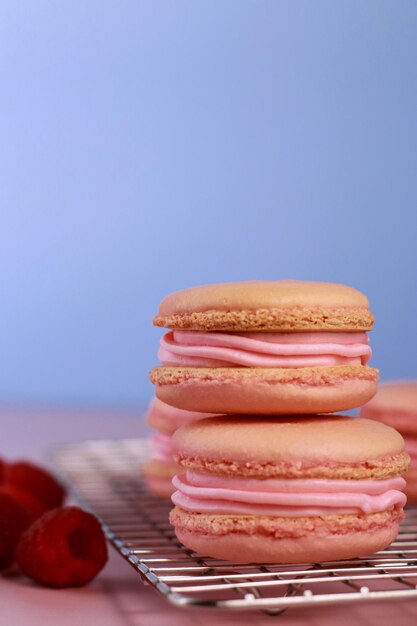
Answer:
xmin=143 ymin=399 xmax=221 ymax=498
xmin=150 ymin=281 xmax=378 ymax=415
xmin=170 ymin=415 xmax=409 ymax=563
xmin=361 ymin=381 xmax=417 ymax=503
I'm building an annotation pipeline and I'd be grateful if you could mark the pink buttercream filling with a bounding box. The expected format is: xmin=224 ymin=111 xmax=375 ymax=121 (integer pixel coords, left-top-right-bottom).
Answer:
xmin=171 ymin=471 xmax=406 ymax=516
xmin=159 ymin=331 xmax=372 ymax=368
xmin=149 ymin=433 xmax=174 ymax=463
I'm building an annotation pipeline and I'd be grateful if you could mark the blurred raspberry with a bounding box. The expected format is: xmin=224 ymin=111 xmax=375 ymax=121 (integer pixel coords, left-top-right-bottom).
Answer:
xmin=0 ymin=485 xmax=47 ymax=519
xmin=5 ymin=461 xmax=66 ymax=510
xmin=0 ymin=491 xmax=33 ymax=569
xmin=16 ymin=507 xmax=108 ymax=588
xmin=0 ymin=458 xmax=5 ymax=482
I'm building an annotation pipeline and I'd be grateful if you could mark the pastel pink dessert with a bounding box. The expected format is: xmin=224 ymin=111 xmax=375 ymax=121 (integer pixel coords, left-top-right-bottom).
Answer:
xmin=150 ymin=281 xmax=379 ymax=415
xmin=361 ymin=381 xmax=417 ymax=503
xmin=143 ymin=399 xmax=221 ymax=498
xmin=170 ymin=416 xmax=409 ymax=563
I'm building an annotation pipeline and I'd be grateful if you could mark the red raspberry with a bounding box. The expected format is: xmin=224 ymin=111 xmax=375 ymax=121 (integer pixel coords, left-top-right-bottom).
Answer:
xmin=16 ymin=507 xmax=108 ymax=588
xmin=5 ymin=461 xmax=66 ymax=510
xmin=0 ymin=491 xmax=33 ymax=569
xmin=0 ymin=458 xmax=5 ymax=482
xmin=0 ymin=485 xmax=47 ymax=519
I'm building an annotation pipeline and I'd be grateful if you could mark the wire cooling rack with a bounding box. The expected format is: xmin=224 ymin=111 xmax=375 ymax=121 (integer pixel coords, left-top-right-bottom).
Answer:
xmin=52 ymin=438 xmax=417 ymax=615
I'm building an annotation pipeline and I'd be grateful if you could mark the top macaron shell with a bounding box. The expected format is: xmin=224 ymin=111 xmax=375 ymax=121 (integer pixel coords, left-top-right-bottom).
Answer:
xmin=154 ymin=280 xmax=374 ymax=332
xmin=172 ymin=415 xmax=408 ymax=480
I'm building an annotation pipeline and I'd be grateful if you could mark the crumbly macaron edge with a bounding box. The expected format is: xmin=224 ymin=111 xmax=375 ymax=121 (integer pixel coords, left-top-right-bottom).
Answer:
xmin=170 ymin=507 xmax=403 ymax=538
xmin=150 ymin=365 xmax=379 ymax=386
xmin=153 ymin=306 xmax=374 ymax=331
xmin=174 ymin=451 xmax=410 ymax=480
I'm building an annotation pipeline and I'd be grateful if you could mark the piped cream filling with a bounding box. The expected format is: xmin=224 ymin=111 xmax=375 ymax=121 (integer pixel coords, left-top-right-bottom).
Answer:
xmin=172 ymin=471 xmax=406 ymax=517
xmin=160 ymin=331 xmax=371 ymax=368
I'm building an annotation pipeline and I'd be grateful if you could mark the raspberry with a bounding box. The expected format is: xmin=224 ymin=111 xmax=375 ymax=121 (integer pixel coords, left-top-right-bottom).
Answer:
xmin=16 ymin=507 xmax=108 ymax=587
xmin=0 ymin=491 xmax=33 ymax=569
xmin=0 ymin=485 xmax=47 ymax=519
xmin=5 ymin=461 xmax=66 ymax=510
xmin=0 ymin=458 xmax=5 ymax=482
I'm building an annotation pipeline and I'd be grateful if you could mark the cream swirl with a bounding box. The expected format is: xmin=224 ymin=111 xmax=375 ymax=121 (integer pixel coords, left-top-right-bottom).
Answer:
xmin=159 ymin=331 xmax=372 ymax=368
xmin=172 ymin=471 xmax=406 ymax=517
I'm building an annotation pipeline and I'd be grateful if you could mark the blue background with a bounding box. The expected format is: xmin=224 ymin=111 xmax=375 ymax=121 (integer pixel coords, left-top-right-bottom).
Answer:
xmin=1 ymin=1 xmax=416 ymax=408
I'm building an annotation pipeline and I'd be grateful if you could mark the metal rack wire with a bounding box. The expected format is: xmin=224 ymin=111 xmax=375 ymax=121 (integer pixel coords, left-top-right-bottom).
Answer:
xmin=52 ymin=438 xmax=417 ymax=614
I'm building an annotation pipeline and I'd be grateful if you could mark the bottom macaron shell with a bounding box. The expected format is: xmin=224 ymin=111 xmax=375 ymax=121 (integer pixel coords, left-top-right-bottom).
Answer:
xmin=143 ymin=460 xmax=177 ymax=499
xmin=170 ymin=507 xmax=402 ymax=564
xmin=152 ymin=366 xmax=378 ymax=414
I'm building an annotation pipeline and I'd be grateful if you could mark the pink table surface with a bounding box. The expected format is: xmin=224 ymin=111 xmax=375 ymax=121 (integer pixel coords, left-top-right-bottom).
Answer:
xmin=2 ymin=406 xmax=417 ymax=626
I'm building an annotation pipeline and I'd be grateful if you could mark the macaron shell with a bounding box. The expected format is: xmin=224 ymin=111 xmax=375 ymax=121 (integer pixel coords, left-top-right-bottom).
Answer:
xmin=361 ymin=381 xmax=417 ymax=436
xmin=360 ymin=409 xmax=417 ymax=437
xmin=151 ymin=365 xmax=379 ymax=415
xmin=172 ymin=415 xmax=408 ymax=479
xmin=158 ymin=281 xmax=369 ymax=313
xmin=362 ymin=381 xmax=417 ymax=411
xmin=145 ymin=398 xmax=219 ymax=435
xmin=143 ymin=459 xmax=177 ymax=499
xmin=154 ymin=281 xmax=373 ymax=331
xmin=170 ymin=507 xmax=402 ymax=563
xmin=144 ymin=475 xmax=174 ymax=499
xmin=405 ymin=465 xmax=417 ymax=503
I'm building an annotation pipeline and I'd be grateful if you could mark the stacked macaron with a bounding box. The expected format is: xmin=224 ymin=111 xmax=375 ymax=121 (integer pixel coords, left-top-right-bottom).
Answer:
xmin=151 ymin=281 xmax=378 ymax=414
xmin=149 ymin=280 xmax=409 ymax=563
xmin=143 ymin=398 xmax=220 ymax=498
xmin=170 ymin=416 xmax=407 ymax=562
xmin=361 ymin=382 xmax=417 ymax=502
